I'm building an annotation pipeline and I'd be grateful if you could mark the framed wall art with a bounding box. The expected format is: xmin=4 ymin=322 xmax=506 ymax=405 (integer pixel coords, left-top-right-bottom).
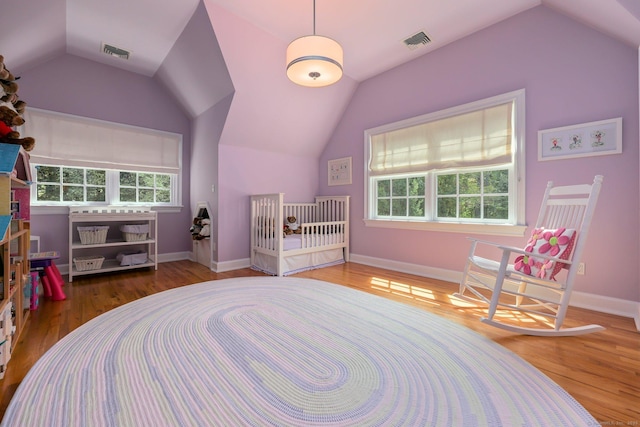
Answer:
xmin=328 ymin=157 xmax=352 ymax=186
xmin=538 ymin=117 xmax=622 ymax=161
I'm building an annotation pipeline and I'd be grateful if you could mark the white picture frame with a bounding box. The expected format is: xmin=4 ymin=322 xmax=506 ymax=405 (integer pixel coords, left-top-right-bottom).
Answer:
xmin=538 ymin=117 xmax=622 ymax=161
xmin=328 ymin=157 xmax=352 ymax=186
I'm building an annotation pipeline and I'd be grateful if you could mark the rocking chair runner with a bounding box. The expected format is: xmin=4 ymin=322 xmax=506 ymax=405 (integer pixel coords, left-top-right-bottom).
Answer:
xmin=455 ymin=175 xmax=604 ymax=336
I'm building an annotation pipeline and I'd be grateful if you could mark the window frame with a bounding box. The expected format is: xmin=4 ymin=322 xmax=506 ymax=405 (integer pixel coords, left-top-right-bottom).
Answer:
xmin=30 ymin=165 xmax=180 ymax=213
xmin=363 ymin=89 xmax=526 ymax=237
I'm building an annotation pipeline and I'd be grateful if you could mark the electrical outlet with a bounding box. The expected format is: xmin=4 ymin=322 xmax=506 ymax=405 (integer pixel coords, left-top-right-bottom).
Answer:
xmin=577 ymin=262 xmax=585 ymax=275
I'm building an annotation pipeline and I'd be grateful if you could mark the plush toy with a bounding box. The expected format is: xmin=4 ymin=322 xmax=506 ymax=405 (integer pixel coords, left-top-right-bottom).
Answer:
xmin=196 ymin=218 xmax=211 ymax=240
xmin=0 ymin=56 xmax=26 ymax=115
xmin=190 ymin=217 xmax=203 ymax=238
xmin=0 ymin=55 xmax=16 ymax=81
xmin=287 ymin=216 xmax=302 ymax=234
xmin=1 ymin=91 xmax=17 ymax=105
xmin=190 ymin=217 xmax=211 ymax=240
xmin=13 ymin=99 xmax=26 ymax=115
xmin=0 ymin=105 xmax=34 ymax=151
xmin=0 ymin=104 xmax=23 ymax=126
xmin=0 ymin=78 xmax=18 ymax=97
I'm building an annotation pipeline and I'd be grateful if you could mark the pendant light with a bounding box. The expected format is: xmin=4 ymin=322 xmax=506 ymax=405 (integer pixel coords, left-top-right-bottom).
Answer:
xmin=286 ymin=0 xmax=343 ymax=87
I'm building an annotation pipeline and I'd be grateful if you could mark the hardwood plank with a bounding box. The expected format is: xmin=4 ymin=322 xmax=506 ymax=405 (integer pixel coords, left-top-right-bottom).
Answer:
xmin=0 ymin=260 xmax=638 ymax=423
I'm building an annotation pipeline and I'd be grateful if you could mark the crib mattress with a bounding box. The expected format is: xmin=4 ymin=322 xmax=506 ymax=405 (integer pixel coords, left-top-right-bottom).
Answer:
xmin=282 ymin=233 xmax=344 ymax=251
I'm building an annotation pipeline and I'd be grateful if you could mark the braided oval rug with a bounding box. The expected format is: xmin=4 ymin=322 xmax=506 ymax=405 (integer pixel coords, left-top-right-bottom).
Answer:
xmin=2 ymin=277 xmax=596 ymax=426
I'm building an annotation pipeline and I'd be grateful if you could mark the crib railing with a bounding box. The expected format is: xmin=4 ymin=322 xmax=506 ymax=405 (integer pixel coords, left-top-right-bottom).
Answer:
xmin=251 ymin=194 xmax=350 ymax=258
xmin=283 ymin=203 xmax=317 ymax=224
xmin=299 ymin=221 xmax=347 ymax=249
xmin=250 ymin=194 xmax=282 ymax=252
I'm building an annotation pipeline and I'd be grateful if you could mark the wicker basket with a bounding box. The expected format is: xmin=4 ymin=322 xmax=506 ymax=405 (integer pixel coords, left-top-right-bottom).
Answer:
xmin=77 ymin=226 xmax=109 ymax=245
xmin=120 ymin=224 xmax=149 ymax=242
xmin=122 ymin=232 xmax=148 ymax=242
xmin=73 ymin=256 xmax=105 ymax=271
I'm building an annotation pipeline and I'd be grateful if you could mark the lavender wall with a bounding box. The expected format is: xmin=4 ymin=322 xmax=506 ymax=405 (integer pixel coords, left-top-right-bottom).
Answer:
xmin=18 ymin=54 xmax=193 ymax=264
xmin=191 ymin=93 xmax=234 ymax=261
xmin=217 ymin=145 xmax=320 ymax=262
xmin=320 ymin=6 xmax=639 ymax=301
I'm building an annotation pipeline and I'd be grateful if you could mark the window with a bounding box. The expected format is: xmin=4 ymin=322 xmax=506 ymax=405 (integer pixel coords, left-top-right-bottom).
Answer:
xmin=22 ymin=108 xmax=182 ymax=210
xmin=33 ymin=166 xmax=176 ymax=205
xmin=119 ymin=171 xmax=172 ymax=204
xmin=35 ymin=166 xmax=107 ymax=203
xmin=364 ymin=90 xmax=526 ymax=236
xmin=435 ymin=169 xmax=509 ymax=221
xmin=376 ymin=176 xmax=426 ymax=217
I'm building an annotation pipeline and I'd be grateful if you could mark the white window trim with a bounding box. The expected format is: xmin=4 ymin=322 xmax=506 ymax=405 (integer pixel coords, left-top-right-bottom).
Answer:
xmin=30 ymin=205 xmax=183 ymax=215
xmin=363 ymin=89 xmax=526 ymax=237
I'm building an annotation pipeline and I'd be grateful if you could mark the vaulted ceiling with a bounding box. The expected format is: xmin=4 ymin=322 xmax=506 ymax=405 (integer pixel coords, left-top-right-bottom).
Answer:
xmin=2 ymin=0 xmax=639 ymax=156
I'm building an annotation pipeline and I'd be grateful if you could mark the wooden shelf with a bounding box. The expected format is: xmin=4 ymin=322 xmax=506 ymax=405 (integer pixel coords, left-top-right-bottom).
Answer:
xmin=71 ymin=238 xmax=156 ymax=250
xmin=0 ymin=106 xmax=33 ymax=379
xmin=70 ymin=258 xmax=156 ymax=277
xmin=68 ymin=206 xmax=158 ymax=282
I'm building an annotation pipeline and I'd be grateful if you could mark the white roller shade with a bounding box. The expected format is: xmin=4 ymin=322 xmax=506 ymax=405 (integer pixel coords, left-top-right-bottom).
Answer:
xmin=22 ymin=108 xmax=182 ymax=174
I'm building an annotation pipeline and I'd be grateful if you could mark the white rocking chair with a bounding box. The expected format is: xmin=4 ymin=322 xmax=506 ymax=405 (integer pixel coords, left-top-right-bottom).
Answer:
xmin=455 ymin=175 xmax=604 ymax=336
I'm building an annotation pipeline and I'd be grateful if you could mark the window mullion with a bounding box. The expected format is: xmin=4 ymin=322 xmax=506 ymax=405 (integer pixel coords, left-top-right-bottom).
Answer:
xmin=107 ymin=170 xmax=118 ymax=205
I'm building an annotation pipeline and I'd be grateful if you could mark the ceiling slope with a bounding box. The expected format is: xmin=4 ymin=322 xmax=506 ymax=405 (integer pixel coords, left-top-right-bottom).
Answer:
xmin=155 ymin=1 xmax=234 ymax=118
xmin=2 ymin=0 xmax=639 ymax=156
xmin=203 ymin=1 xmax=358 ymax=157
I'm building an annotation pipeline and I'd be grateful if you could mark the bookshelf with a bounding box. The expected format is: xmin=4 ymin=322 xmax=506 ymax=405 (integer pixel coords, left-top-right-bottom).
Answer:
xmin=0 ymin=143 xmax=31 ymax=378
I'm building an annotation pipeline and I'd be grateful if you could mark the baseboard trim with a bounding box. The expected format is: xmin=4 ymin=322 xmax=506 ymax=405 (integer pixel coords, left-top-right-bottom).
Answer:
xmin=570 ymin=291 xmax=640 ymax=331
xmin=350 ymin=253 xmax=640 ymax=331
xmin=350 ymin=253 xmax=462 ymax=284
xmin=212 ymin=258 xmax=251 ymax=273
xmin=159 ymin=252 xmax=192 ymax=263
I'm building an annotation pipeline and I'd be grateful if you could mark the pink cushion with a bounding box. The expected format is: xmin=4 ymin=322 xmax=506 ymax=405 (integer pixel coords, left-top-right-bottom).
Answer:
xmin=514 ymin=228 xmax=576 ymax=280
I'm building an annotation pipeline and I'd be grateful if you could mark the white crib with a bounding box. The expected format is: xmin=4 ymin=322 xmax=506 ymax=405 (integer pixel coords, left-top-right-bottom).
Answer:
xmin=250 ymin=194 xmax=350 ymax=276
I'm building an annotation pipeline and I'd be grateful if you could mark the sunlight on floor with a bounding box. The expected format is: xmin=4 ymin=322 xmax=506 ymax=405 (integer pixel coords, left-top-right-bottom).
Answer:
xmin=370 ymin=277 xmax=439 ymax=306
xmin=369 ymin=276 xmax=557 ymax=328
xmin=448 ymin=294 xmax=479 ymax=308
xmin=491 ymin=309 xmax=556 ymax=327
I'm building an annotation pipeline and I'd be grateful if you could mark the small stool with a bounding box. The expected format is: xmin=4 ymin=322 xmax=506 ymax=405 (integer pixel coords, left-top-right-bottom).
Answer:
xmin=29 ymin=251 xmax=66 ymax=301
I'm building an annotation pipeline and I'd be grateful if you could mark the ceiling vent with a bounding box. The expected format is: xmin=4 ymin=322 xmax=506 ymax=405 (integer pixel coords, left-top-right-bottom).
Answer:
xmin=101 ymin=43 xmax=131 ymax=60
xmin=403 ymin=31 xmax=431 ymax=50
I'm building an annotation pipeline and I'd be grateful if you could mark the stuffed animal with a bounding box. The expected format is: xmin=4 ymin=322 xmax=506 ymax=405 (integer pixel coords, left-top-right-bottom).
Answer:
xmin=196 ymin=218 xmax=211 ymax=240
xmin=0 ymin=105 xmax=34 ymax=151
xmin=287 ymin=216 xmax=302 ymax=234
xmin=13 ymin=99 xmax=26 ymax=115
xmin=0 ymin=56 xmax=19 ymax=97
xmin=0 ymin=78 xmax=18 ymax=97
xmin=0 ymin=55 xmax=16 ymax=81
xmin=190 ymin=217 xmax=203 ymax=239
xmin=0 ymin=104 xmax=23 ymax=126
xmin=190 ymin=217 xmax=211 ymax=240
xmin=0 ymin=57 xmax=25 ymax=114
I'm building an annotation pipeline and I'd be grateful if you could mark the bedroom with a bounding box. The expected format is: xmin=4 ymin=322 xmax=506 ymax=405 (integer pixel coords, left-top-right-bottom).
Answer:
xmin=0 ymin=0 xmax=638 ymax=424
xmin=8 ymin=0 xmax=637 ymax=325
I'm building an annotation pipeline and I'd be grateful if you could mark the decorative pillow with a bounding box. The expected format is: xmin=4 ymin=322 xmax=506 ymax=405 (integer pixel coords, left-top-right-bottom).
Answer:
xmin=514 ymin=227 xmax=576 ymax=280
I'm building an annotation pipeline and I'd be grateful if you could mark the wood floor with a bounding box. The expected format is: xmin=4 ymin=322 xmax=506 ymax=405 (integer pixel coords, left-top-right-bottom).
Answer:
xmin=1 ymin=260 xmax=639 ymax=424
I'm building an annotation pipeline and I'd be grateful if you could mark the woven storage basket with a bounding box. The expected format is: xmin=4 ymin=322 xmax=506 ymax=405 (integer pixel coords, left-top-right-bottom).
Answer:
xmin=73 ymin=256 xmax=105 ymax=271
xmin=77 ymin=226 xmax=109 ymax=245
xmin=120 ymin=224 xmax=149 ymax=242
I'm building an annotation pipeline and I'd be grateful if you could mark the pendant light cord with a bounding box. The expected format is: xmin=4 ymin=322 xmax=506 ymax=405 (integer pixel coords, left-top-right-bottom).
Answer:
xmin=313 ymin=0 xmax=316 ymax=35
